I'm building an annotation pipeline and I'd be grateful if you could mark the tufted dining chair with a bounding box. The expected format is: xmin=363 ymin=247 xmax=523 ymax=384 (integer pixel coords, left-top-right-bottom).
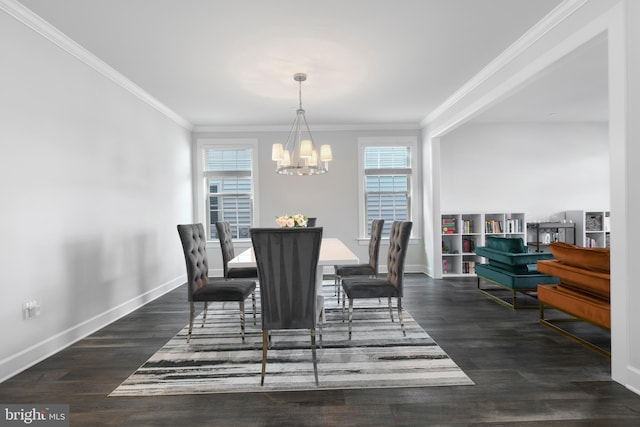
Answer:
xmin=334 ymin=219 xmax=384 ymax=303
xmin=250 ymin=227 xmax=324 ymax=386
xmin=341 ymin=221 xmax=412 ymax=340
xmin=177 ymin=223 xmax=256 ymax=343
xmin=216 ymin=221 xmax=258 ymax=279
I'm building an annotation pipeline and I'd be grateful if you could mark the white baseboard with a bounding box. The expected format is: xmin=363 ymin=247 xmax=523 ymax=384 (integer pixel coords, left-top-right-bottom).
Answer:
xmin=0 ymin=275 xmax=185 ymax=383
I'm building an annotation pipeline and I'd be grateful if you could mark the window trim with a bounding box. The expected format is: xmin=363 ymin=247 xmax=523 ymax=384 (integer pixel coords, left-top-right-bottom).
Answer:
xmin=194 ymin=138 xmax=259 ymax=242
xmin=357 ymin=136 xmax=418 ymax=239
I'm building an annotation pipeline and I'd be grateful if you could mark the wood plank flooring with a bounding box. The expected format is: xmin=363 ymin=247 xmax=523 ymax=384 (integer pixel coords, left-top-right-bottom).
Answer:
xmin=1 ymin=275 xmax=639 ymax=426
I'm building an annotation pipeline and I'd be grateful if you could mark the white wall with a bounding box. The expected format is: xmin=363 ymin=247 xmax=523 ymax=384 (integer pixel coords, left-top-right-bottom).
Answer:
xmin=193 ymin=128 xmax=426 ymax=274
xmin=610 ymin=0 xmax=640 ymax=393
xmin=0 ymin=8 xmax=192 ymax=381
xmin=440 ymin=122 xmax=609 ymax=219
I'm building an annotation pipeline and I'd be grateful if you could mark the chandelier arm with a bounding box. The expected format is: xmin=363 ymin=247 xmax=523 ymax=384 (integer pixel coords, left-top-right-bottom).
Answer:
xmin=285 ymin=111 xmax=300 ymax=147
xmin=300 ymin=113 xmax=315 ymax=144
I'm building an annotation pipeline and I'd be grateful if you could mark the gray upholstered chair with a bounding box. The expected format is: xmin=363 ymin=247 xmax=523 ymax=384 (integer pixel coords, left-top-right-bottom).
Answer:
xmin=216 ymin=220 xmax=258 ymax=279
xmin=250 ymin=227 xmax=324 ymax=386
xmin=334 ymin=219 xmax=384 ymax=303
xmin=177 ymin=224 xmax=256 ymax=343
xmin=341 ymin=221 xmax=413 ymax=340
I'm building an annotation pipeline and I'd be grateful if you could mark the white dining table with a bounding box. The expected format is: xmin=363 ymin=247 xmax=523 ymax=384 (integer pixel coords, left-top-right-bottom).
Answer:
xmin=228 ymin=237 xmax=359 ymax=269
xmin=229 ymin=237 xmax=359 ymax=296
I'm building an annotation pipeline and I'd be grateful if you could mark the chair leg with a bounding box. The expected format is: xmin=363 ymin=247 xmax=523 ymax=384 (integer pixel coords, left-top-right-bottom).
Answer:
xmin=398 ymin=297 xmax=406 ymax=336
xmin=341 ymin=293 xmax=346 ymax=322
xmin=388 ymin=297 xmax=394 ymax=322
xmin=261 ymin=330 xmax=268 ymax=386
xmin=318 ymin=309 xmax=324 ymax=348
xmin=251 ymin=290 xmax=257 ymax=325
xmin=188 ymin=303 xmax=195 ymax=343
xmin=239 ymin=300 xmax=246 ymax=343
xmin=311 ymin=328 xmax=319 ymax=386
xmin=348 ymin=299 xmax=354 ymax=340
xmin=201 ymin=302 xmax=209 ymax=327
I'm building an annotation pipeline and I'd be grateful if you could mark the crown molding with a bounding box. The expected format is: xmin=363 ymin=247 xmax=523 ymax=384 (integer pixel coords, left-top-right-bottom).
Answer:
xmin=192 ymin=122 xmax=421 ymax=133
xmin=1 ymin=0 xmax=193 ymax=131
xmin=421 ymin=0 xmax=589 ymax=128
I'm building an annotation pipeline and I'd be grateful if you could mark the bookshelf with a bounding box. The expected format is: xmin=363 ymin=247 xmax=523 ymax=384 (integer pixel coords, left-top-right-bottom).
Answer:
xmin=564 ymin=210 xmax=610 ymax=248
xmin=439 ymin=212 xmax=526 ymax=278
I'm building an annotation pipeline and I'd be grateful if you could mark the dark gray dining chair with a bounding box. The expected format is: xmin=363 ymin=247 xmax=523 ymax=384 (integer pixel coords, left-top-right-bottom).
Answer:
xmin=250 ymin=227 xmax=324 ymax=386
xmin=177 ymin=224 xmax=256 ymax=343
xmin=341 ymin=221 xmax=413 ymax=340
xmin=334 ymin=219 xmax=384 ymax=303
xmin=306 ymin=217 xmax=317 ymax=227
xmin=216 ymin=221 xmax=258 ymax=279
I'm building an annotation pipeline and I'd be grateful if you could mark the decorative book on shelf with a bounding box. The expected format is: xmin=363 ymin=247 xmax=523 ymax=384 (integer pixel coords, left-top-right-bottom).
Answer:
xmin=462 ymin=261 xmax=475 ymax=274
xmin=442 ymin=217 xmax=457 ymax=234
xmin=505 ymin=218 xmax=522 ymax=233
xmin=462 ymin=237 xmax=475 ymax=253
xmin=485 ymin=220 xmax=503 ymax=233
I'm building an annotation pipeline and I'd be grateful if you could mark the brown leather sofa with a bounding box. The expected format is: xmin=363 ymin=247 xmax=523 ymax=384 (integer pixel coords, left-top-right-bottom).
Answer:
xmin=537 ymin=242 xmax=610 ymax=354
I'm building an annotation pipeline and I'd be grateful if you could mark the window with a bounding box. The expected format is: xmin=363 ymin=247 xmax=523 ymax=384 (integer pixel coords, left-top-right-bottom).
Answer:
xmin=196 ymin=139 xmax=258 ymax=240
xmin=358 ymin=137 xmax=418 ymax=237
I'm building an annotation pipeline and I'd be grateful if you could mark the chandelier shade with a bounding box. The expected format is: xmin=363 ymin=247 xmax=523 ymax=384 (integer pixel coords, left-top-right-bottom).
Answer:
xmin=272 ymin=73 xmax=331 ymax=176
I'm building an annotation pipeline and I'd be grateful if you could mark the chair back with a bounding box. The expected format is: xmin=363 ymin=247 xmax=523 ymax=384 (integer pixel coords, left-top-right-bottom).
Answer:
xmin=177 ymin=224 xmax=209 ymax=301
xmin=306 ymin=217 xmax=317 ymax=227
xmin=216 ymin=221 xmax=236 ymax=278
xmin=250 ymin=227 xmax=323 ymax=330
xmin=368 ymin=219 xmax=385 ymax=272
xmin=386 ymin=221 xmax=413 ymax=294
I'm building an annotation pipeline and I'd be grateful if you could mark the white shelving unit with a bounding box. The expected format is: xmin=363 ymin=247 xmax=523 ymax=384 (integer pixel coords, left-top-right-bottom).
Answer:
xmin=439 ymin=212 xmax=526 ymax=278
xmin=564 ymin=210 xmax=610 ymax=248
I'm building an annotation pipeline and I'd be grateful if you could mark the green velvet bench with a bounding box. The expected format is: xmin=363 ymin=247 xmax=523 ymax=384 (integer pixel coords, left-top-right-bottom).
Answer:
xmin=475 ymin=236 xmax=560 ymax=308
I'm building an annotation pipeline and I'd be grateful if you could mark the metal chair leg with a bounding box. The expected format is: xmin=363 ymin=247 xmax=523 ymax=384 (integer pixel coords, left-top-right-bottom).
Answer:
xmin=239 ymin=300 xmax=246 ymax=343
xmin=201 ymin=302 xmax=209 ymax=327
xmin=188 ymin=303 xmax=195 ymax=343
xmin=311 ymin=329 xmax=319 ymax=386
xmin=261 ymin=330 xmax=268 ymax=386
xmin=398 ymin=297 xmax=405 ymax=336
xmin=318 ymin=308 xmax=324 ymax=348
xmin=348 ymin=299 xmax=354 ymax=340
xmin=388 ymin=297 xmax=394 ymax=322
xmin=251 ymin=290 xmax=257 ymax=325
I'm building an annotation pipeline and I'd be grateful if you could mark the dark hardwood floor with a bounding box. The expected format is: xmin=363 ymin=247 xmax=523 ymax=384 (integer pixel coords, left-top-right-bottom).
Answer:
xmin=2 ymin=274 xmax=639 ymax=426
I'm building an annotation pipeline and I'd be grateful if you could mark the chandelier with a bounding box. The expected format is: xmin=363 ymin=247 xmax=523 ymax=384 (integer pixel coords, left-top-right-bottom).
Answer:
xmin=271 ymin=73 xmax=332 ymax=175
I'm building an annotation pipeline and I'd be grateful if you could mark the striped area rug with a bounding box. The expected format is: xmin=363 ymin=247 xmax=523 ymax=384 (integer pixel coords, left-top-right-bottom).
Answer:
xmin=110 ymin=282 xmax=474 ymax=395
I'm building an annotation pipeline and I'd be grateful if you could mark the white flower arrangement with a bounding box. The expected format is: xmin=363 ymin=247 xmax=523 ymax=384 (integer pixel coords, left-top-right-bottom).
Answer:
xmin=275 ymin=214 xmax=308 ymax=228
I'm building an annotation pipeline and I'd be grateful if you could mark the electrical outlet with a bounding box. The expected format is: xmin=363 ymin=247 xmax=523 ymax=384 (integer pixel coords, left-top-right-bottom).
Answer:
xmin=22 ymin=300 xmax=41 ymax=320
xmin=22 ymin=301 xmax=31 ymax=320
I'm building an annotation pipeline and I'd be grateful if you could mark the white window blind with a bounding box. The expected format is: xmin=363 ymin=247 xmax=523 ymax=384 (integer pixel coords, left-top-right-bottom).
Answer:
xmin=364 ymin=146 xmax=411 ymax=237
xmin=204 ymin=148 xmax=253 ymax=239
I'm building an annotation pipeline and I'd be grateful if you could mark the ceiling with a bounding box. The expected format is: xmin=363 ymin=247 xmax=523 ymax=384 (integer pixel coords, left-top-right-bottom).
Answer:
xmin=473 ymin=31 xmax=608 ymax=123
xmin=15 ymin=0 xmax=606 ymax=129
